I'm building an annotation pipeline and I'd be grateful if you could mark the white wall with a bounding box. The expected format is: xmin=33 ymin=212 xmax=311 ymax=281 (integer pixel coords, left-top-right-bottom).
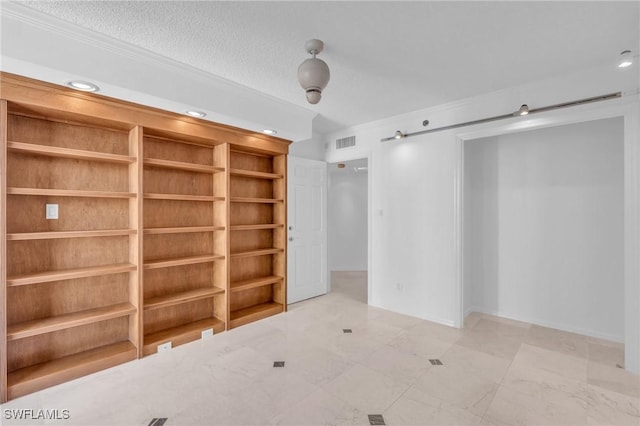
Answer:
xmin=289 ymin=134 xmax=326 ymax=161
xmin=329 ymin=170 xmax=368 ymax=271
xmin=464 ymin=118 xmax=625 ymax=341
xmin=322 ymin=61 xmax=640 ymax=372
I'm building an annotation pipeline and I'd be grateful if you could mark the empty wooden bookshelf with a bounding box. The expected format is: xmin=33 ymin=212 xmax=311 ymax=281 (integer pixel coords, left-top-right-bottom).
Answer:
xmin=0 ymin=72 xmax=290 ymax=402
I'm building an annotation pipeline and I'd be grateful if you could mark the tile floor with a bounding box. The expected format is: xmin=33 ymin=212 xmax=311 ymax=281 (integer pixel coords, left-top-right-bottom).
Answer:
xmin=2 ymin=271 xmax=639 ymax=425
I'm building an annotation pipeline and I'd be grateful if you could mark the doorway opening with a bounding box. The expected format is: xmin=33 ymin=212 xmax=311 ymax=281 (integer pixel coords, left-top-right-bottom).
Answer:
xmin=328 ymin=158 xmax=369 ymax=303
xmin=462 ymin=118 xmax=625 ymax=348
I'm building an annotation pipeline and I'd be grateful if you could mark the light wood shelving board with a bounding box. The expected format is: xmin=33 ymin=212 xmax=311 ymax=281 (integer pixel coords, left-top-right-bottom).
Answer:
xmin=7 ymin=263 xmax=137 ymax=287
xmin=7 ymin=229 xmax=136 ymax=241
xmin=144 ymin=287 xmax=225 ymax=311
xmin=8 ymin=141 xmax=136 ymax=164
xmin=7 ymin=303 xmax=136 ymax=341
xmin=229 ymin=302 xmax=283 ymax=328
xmin=8 ymin=341 xmax=137 ymax=400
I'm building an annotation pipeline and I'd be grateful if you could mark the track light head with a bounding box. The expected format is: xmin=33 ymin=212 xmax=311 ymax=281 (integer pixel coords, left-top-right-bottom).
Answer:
xmin=394 ymin=130 xmax=405 ymax=139
xmin=618 ymin=50 xmax=633 ymax=68
xmin=515 ymin=104 xmax=529 ymax=116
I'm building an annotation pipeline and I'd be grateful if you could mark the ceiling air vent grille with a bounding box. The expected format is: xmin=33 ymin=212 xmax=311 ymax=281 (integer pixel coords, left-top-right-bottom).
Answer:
xmin=336 ymin=136 xmax=356 ymax=149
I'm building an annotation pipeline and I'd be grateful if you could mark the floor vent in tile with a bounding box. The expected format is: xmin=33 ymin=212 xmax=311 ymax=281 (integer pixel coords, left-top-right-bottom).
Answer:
xmin=148 ymin=418 xmax=167 ymax=426
xmin=343 ymin=329 xmax=353 ymax=333
xmin=429 ymin=359 xmax=443 ymax=365
xmin=273 ymin=361 xmax=285 ymax=367
xmin=368 ymin=414 xmax=385 ymax=425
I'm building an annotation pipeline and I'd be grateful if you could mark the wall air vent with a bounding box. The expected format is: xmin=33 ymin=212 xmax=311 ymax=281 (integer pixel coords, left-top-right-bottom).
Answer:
xmin=336 ymin=136 xmax=356 ymax=149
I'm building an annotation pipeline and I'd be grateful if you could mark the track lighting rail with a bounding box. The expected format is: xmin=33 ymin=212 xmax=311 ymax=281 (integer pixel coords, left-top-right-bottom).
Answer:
xmin=381 ymin=92 xmax=622 ymax=142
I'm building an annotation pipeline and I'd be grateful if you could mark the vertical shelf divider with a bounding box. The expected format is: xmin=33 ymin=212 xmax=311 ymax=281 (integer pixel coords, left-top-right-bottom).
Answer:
xmin=129 ymin=126 xmax=144 ymax=357
xmin=272 ymin=155 xmax=287 ymax=311
xmin=214 ymin=143 xmax=230 ymax=328
xmin=0 ymin=100 xmax=8 ymax=403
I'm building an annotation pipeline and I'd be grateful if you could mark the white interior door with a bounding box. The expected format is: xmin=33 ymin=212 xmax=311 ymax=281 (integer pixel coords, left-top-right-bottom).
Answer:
xmin=287 ymin=156 xmax=328 ymax=304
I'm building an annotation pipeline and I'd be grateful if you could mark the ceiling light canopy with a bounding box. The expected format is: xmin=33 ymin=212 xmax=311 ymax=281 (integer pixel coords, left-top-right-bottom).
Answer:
xmin=618 ymin=50 xmax=634 ymax=68
xmin=66 ymin=80 xmax=99 ymax=92
xmin=262 ymin=129 xmax=277 ymax=135
xmin=185 ymin=110 xmax=206 ymax=118
xmin=297 ymin=39 xmax=330 ymax=105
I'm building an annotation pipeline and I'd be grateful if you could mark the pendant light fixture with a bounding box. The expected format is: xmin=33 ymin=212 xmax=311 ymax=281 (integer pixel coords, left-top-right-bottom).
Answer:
xmin=297 ymin=39 xmax=330 ymax=105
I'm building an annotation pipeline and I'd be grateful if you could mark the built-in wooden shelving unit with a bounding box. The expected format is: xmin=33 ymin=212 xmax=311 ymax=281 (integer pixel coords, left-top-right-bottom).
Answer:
xmin=0 ymin=72 xmax=290 ymax=402
xmin=2 ymin=101 xmax=141 ymax=401
xmin=228 ymin=150 xmax=287 ymax=329
xmin=141 ymin=132 xmax=228 ymax=356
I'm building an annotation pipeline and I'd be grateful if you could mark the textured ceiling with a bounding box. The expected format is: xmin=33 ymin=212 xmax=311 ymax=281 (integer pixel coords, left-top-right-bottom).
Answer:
xmin=18 ymin=1 xmax=640 ymax=135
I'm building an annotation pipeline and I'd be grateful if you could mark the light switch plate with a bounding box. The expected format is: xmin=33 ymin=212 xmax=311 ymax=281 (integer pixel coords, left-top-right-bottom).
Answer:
xmin=46 ymin=204 xmax=59 ymax=220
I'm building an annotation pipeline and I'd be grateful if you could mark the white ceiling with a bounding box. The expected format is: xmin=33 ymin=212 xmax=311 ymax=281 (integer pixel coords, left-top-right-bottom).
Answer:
xmin=12 ymin=1 xmax=640 ymax=135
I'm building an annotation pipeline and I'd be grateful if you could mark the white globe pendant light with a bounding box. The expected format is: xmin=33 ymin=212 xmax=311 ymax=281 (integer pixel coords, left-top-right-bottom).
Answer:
xmin=297 ymin=39 xmax=330 ymax=104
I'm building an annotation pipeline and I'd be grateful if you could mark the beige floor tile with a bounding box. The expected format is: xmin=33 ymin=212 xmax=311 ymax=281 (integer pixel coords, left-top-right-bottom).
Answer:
xmin=511 ymin=343 xmax=587 ymax=382
xmin=412 ymin=363 xmax=499 ymax=417
xmin=387 ymin=331 xmax=454 ymax=360
xmin=484 ymin=386 xmax=587 ymax=425
xmin=587 ymin=361 xmax=640 ymax=398
xmin=582 ymin=384 xmax=640 ymax=425
xmin=456 ymin=331 xmax=522 ymax=361
xmin=501 ymin=364 xmax=588 ymax=411
xmin=358 ymin=345 xmax=431 ymax=385
xmin=441 ymin=344 xmax=512 ymax=383
xmin=322 ymin=364 xmax=410 ymax=413
xmin=384 ymin=386 xmax=482 ymax=425
xmin=525 ymin=324 xmax=588 ymax=359
xmin=270 ymin=388 xmax=369 ymax=426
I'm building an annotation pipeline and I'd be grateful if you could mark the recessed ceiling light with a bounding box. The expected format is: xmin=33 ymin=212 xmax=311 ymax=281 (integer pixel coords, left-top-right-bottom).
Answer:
xmin=66 ymin=80 xmax=99 ymax=92
xmin=185 ymin=110 xmax=206 ymax=118
xmin=618 ymin=50 xmax=633 ymax=68
xmin=262 ymin=129 xmax=277 ymax=135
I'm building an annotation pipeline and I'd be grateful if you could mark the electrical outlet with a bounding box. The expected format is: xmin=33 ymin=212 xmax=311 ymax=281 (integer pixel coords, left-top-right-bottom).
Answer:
xmin=46 ymin=204 xmax=59 ymax=220
xmin=201 ymin=328 xmax=214 ymax=339
xmin=157 ymin=342 xmax=172 ymax=353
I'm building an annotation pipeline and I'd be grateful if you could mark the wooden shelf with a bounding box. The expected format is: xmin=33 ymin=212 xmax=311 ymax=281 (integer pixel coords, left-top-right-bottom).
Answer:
xmin=7 ymin=229 xmax=136 ymax=241
xmin=230 ymin=168 xmax=282 ymax=179
xmin=7 ymin=263 xmax=137 ymax=287
xmin=229 ymin=302 xmax=283 ymax=329
xmin=144 ymin=157 xmax=224 ymax=173
xmin=7 ymin=303 xmax=136 ymax=341
xmin=8 ymin=141 xmax=136 ymax=164
xmin=231 ymin=248 xmax=284 ymax=259
xmin=144 ymin=226 xmax=224 ymax=235
xmin=230 ymin=197 xmax=283 ymax=204
xmin=144 ymin=193 xmax=222 ymax=202
xmin=230 ymin=275 xmax=283 ymax=293
xmin=143 ymin=317 xmax=225 ymax=356
xmin=8 ymin=188 xmax=136 ymax=199
xmin=7 ymin=341 xmax=137 ymax=400
xmin=230 ymin=224 xmax=283 ymax=231
xmin=230 ymin=248 xmax=284 ymax=259
xmin=144 ymin=254 xmax=224 ymax=270
xmin=144 ymin=287 xmax=224 ymax=311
